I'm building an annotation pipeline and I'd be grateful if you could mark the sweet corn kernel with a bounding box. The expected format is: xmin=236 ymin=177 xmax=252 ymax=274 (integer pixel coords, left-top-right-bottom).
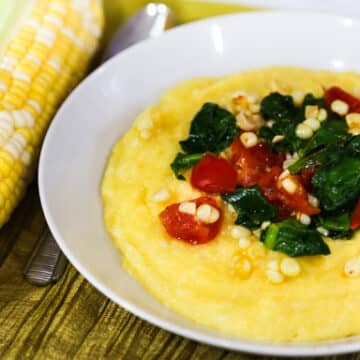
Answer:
xmin=249 ymin=103 xmax=260 ymax=113
xmin=238 ymin=237 xmax=251 ymax=249
xmin=317 ymin=108 xmax=327 ymax=122
xmin=272 ymin=135 xmax=284 ymax=143
xmin=178 ymin=201 xmax=196 ymax=215
xmin=267 ymin=260 xmax=279 ymax=271
xmin=280 ymin=258 xmax=301 ymax=277
xmin=236 ymin=113 xmax=264 ymax=131
xmin=296 ymin=123 xmax=313 ymax=139
xmin=292 ymin=90 xmax=305 ymax=107
xmin=151 ymin=187 xmax=170 ymax=202
xmin=308 ymin=194 xmax=319 ymax=208
xmin=317 ymin=226 xmax=329 ymax=237
xmin=304 ymin=118 xmax=321 ymax=131
xmin=266 ymin=270 xmax=284 ymax=284
xmin=240 ymin=132 xmax=258 ymax=148
xmin=196 ymin=204 xmax=220 ymax=224
xmin=331 ymin=99 xmax=349 ymax=116
xmin=261 ymin=221 xmax=271 ymax=230
xmin=283 ymin=158 xmax=297 ymax=169
xmin=230 ymin=225 xmax=251 ymax=238
xmin=345 ymin=113 xmax=360 ymax=135
xmin=305 ymin=105 xmax=319 ymax=119
xmin=281 ymin=177 xmax=297 ymax=194
xmin=298 ymin=213 xmax=311 ymax=225
xmin=344 ymin=257 xmax=360 ymax=278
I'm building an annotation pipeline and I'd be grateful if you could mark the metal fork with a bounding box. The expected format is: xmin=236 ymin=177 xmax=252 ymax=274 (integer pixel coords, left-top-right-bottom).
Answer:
xmin=24 ymin=3 xmax=177 ymax=286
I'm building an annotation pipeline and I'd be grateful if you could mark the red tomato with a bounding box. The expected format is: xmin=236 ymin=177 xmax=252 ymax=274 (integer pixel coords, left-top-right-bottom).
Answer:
xmin=277 ymin=175 xmax=320 ymax=216
xmin=190 ymin=154 xmax=237 ymax=193
xmin=299 ymin=165 xmax=318 ymax=192
xmin=350 ymin=199 xmax=360 ymax=230
xmin=324 ymin=86 xmax=360 ymax=114
xmin=230 ymin=137 xmax=285 ymax=187
xmin=159 ymin=197 xmax=222 ymax=245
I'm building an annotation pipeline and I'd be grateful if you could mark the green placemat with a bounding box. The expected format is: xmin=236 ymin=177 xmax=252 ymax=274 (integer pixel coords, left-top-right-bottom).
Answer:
xmin=0 ymin=1 xmax=358 ymax=358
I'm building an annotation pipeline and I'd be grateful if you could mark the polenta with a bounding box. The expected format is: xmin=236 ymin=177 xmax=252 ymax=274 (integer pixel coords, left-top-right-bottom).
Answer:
xmin=102 ymin=67 xmax=360 ymax=342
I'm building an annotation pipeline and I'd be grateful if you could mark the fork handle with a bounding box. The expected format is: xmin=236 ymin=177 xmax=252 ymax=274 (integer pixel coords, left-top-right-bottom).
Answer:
xmin=24 ymin=228 xmax=68 ymax=286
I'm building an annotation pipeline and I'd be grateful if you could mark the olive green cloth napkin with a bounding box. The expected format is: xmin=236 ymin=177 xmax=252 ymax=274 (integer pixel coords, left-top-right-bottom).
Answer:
xmin=0 ymin=1 xmax=358 ymax=358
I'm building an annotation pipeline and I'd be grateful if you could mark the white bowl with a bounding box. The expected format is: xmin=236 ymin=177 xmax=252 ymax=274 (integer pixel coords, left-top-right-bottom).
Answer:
xmin=39 ymin=11 xmax=360 ymax=356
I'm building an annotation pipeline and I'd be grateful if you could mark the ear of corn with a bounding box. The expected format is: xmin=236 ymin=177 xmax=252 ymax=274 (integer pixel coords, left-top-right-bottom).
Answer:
xmin=0 ymin=0 xmax=103 ymax=226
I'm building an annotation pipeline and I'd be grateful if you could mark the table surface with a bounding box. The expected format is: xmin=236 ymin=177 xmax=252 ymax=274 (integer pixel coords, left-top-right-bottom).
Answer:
xmin=0 ymin=1 xmax=359 ymax=358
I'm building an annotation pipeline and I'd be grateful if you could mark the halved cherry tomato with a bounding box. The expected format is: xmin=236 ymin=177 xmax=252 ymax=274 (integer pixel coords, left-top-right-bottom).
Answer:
xmin=277 ymin=174 xmax=320 ymax=216
xmin=257 ymin=166 xmax=292 ymax=219
xmin=350 ymin=199 xmax=360 ymax=230
xmin=324 ymin=86 xmax=360 ymax=114
xmin=230 ymin=137 xmax=285 ymax=187
xmin=159 ymin=197 xmax=222 ymax=245
xmin=299 ymin=165 xmax=318 ymax=192
xmin=190 ymin=154 xmax=237 ymax=193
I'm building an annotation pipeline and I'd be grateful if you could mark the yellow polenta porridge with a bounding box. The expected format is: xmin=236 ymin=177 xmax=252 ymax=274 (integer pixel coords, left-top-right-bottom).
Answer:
xmin=101 ymin=67 xmax=360 ymax=342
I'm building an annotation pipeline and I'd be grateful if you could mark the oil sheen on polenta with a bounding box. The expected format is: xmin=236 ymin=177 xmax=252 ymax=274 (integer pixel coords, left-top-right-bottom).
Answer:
xmin=101 ymin=67 xmax=360 ymax=342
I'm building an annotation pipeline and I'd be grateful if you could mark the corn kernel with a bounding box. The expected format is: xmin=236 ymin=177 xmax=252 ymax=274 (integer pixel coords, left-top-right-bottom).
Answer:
xmin=296 ymin=123 xmax=313 ymax=139
xmin=305 ymin=105 xmax=319 ymax=119
xmin=240 ymin=132 xmax=258 ymax=148
xmin=272 ymin=135 xmax=284 ymax=143
xmin=345 ymin=113 xmax=360 ymax=135
xmin=344 ymin=257 xmax=360 ymax=278
xmin=238 ymin=237 xmax=251 ymax=249
xmin=236 ymin=113 xmax=264 ymax=131
xmin=151 ymin=187 xmax=170 ymax=202
xmin=280 ymin=258 xmax=301 ymax=277
xmin=292 ymin=90 xmax=305 ymax=106
xmin=281 ymin=177 xmax=297 ymax=194
xmin=266 ymin=270 xmax=284 ymax=284
xmin=331 ymin=100 xmax=349 ymax=116
xmin=231 ymin=225 xmax=251 ymax=238
xmin=317 ymin=226 xmax=329 ymax=237
xmin=196 ymin=204 xmax=220 ymax=224
xmin=297 ymin=213 xmax=311 ymax=225
xmin=178 ymin=201 xmax=196 ymax=215
xmin=308 ymin=194 xmax=319 ymax=208
xmin=304 ymin=118 xmax=321 ymax=131
xmin=267 ymin=260 xmax=279 ymax=271
xmin=317 ymin=108 xmax=327 ymax=122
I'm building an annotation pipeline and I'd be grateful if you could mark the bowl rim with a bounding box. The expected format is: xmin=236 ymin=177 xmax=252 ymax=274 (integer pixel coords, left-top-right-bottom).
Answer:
xmin=38 ymin=10 xmax=360 ymax=357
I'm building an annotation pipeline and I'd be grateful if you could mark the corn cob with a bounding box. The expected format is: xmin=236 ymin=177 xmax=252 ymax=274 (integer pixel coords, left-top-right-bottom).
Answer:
xmin=0 ymin=0 xmax=103 ymax=227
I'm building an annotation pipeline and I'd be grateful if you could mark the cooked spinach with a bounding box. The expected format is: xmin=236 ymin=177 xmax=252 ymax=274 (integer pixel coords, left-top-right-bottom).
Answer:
xmin=261 ymin=219 xmax=330 ymax=257
xmin=221 ymin=186 xmax=277 ymax=229
xmin=170 ymin=152 xmax=204 ymax=180
xmin=179 ymin=103 xmax=238 ymax=154
xmin=259 ymin=93 xmax=304 ymax=152
xmin=302 ymin=118 xmax=350 ymax=155
xmin=316 ymin=213 xmax=353 ymax=239
xmin=312 ymin=157 xmax=360 ymax=212
xmin=288 ymin=144 xmax=344 ymax=174
xmin=260 ymin=92 xmax=296 ymax=121
xmin=346 ymin=135 xmax=360 ymax=157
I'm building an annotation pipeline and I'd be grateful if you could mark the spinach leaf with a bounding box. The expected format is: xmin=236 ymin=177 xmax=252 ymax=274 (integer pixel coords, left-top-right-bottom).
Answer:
xmin=346 ymin=135 xmax=360 ymax=157
xmin=312 ymin=157 xmax=360 ymax=212
xmin=179 ymin=103 xmax=238 ymax=154
xmin=288 ymin=144 xmax=344 ymax=174
xmin=260 ymin=92 xmax=296 ymax=121
xmin=259 ymin=93 xmax=305 ymax=152
xmin=221 ymin=186 xmax=277 ymax=229
xmin=316 ymin=213 xmax=353 ymax=240
xmin=302 ymin=119 xmax=350 ymax=155
xmin=170 ymin=152 xmax=204 ymax=180
xmin=261 ymin=219 xmax=330 ymax=257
